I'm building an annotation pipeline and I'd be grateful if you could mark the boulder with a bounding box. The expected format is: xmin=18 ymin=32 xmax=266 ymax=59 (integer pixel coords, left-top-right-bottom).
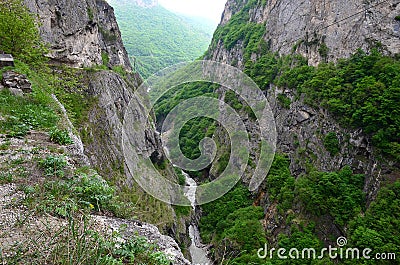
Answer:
xmin=2 ymin=71 xmax=32 ymax=95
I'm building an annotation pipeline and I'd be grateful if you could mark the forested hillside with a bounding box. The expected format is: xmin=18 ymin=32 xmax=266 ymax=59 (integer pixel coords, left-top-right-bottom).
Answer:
xmin=195 ymin=0 xmax=400 ymax=264
xmin=107 ymin=0 xmax=213 ymax=78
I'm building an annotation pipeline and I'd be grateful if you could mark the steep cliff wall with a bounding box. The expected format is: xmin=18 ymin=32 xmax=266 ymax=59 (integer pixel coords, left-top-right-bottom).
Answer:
xmin=24 ymin=0 xmax=131 ymax=70
xmin=208 ymin=0 xmax=400 ymax=198
xmin=212 ymin=0 xmax=400 ymax=66
xmin=22 ymin=0 xmax=191 ymax=255
xmin=204 ymin=0 xmax=400 ymax=251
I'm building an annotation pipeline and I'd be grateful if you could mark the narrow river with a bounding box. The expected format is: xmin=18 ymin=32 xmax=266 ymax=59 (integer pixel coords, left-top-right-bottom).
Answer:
xmin=161 ymin=133 xmax=212 ymax=264
xmin=182 ymin=170 xmax=212 ymax=265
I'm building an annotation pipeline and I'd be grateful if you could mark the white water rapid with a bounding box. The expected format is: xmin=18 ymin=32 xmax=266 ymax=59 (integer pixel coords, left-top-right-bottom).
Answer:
xmin=182 ymin=170 xmax=212 ymax=265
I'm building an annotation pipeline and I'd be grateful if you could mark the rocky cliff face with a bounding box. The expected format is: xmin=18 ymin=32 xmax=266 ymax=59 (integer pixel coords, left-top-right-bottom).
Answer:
xmin=213 ymin=0 xmax=400 ymax=66
xmin=205 ymin=0 xmax=400 ymax=247
xmin=24 ymin=0 xmax=131 ymax=70
xmin=208 ymin=0 xmax=400 ymax=193
xmin=22 ymin=0 xmax=191 ymax=261
xmin=24 ymin=0 xmax=177 ymax=225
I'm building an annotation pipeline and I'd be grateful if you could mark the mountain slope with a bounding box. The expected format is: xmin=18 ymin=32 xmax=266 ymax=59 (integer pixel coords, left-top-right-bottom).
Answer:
xmin=194 ymin=0 xmax=400 ymax=263
xmin=0 ymin=0 xmax=192 ymax=263
xmin=108 ymin=0 xmax=213 ymax=78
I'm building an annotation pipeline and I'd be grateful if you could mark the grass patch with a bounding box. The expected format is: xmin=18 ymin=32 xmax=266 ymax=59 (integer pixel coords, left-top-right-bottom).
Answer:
xmin=0 ymin=140 xmax=11 ymax=150
xmin=0 ymin=90 xmax=58 ymax=137
xmin=24 ymin=170 xmax=117 ymax=216
xmin=50 ymin=66 xmax=98 ymax=127
xmin=0 ymin=172 xmax=13 ymax=184
xmin=101 ymin=51 xmax=110 ymax=66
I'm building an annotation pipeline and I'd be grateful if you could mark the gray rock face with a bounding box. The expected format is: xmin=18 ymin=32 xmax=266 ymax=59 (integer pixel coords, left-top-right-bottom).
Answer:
xmin=80 ymin=70 xmax=190 ymax=253
xmin=267 ymin=89 xmax=383 ymax=197
xmin=219 ymin=0 xmax=246 ymax=25
xmin=205 ymin=0 xmax=399 ymax=247
xmin=23 ymin=0 xmax=162 ymax=181
xmin=93 ymin=216 xmax=191 ymax=265
xmin=0 ymin=54 xmax=15 ymax=68
xmin=208 ymin=0 xmax=399 ymax=197
xmin=83 ymin=70 xmax=163 ymax=176
xmin=211 ymin=0 xmax=400 ymax=66
xmin=24 ymin=0 xmax=131 ymax=70
xmin=23 ymin=0 xmax=189 ymax=259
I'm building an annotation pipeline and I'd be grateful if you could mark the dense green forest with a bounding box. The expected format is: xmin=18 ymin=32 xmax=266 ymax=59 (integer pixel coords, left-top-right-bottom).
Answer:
xmin=107 ymin=0 xmax=213 ymax=78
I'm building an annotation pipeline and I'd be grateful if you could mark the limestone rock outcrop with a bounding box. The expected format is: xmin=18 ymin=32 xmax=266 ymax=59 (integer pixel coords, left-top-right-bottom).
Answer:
xmin=21 ymin=0 xmax=189 ymax=261
xmin=212 ymin=0 xmax=400 ymax=66
xmin=24 ymin=0 xmax=131 ymax=70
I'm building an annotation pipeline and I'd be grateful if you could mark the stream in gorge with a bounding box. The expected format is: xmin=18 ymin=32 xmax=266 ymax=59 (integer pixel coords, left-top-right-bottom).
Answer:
xmin=161 ymin=133 xmax=212 ymax=264
xmin=182 ymin=170 xmax=212 ymax=265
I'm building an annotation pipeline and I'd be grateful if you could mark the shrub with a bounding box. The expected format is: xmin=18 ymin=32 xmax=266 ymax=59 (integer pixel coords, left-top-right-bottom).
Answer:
xmin=266 ymin=154 xmax=295 ymax=211
xmin=318 ymin=43 xmax=329 ymax=59
xmin=0 ymin=0 xmax=47 ymax=64
xmin=39 ymin=155 xmax=67 ymax=177
xmin=174 ymin=167 xmax=186 ymax=185
xmin=224 ymin=90 xmax=243 ymax=111
xmin=324 ymin=132 xmax=340 ymax=156
xmin=49 ymin=128 xmax=74 ymax=145
xmin=277 ymin=93 xmax=291 ymax=109
xmin=71 ymin=173 xmax=115 ymax=212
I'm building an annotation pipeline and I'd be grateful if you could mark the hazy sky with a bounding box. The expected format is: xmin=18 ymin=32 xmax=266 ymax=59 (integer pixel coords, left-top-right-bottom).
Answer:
xmin=158 ymin=0 xmax=226 ymax=24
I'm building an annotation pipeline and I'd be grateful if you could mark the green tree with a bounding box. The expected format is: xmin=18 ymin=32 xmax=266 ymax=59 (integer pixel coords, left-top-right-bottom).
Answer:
xmin=296 ymin=166 xmax=365 ymax=226
xmin=323 ymin=132 xmax=340 ymax=156
xmin=0 ymin=0 xmax=47 ymax=63
xmin=348 ymin=181 xmax=400 ymax=264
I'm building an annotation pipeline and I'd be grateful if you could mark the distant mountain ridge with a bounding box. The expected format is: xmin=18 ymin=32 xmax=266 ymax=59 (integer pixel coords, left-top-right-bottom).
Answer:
xmin=107 ymin=0 xmax=212 ymax=78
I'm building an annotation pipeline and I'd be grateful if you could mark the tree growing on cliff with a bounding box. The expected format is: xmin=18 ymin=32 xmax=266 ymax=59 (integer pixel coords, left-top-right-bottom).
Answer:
xmin=0 ymin=0 xmax=47 ymax=64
